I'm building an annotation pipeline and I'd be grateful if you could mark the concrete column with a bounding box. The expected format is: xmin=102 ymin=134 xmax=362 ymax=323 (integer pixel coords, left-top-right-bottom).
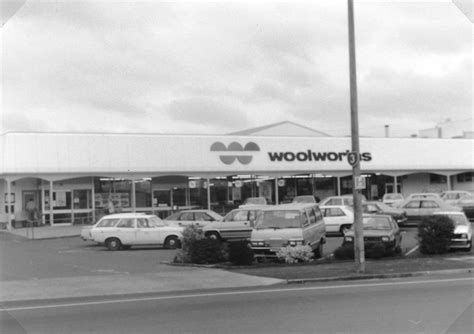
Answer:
xmin=394 ymin=176 xmax=398 ymax=193
xmin=41 ymin=182 xmax=46 ymax=225
xmin=207 ymin=178 xmax=211 ymax=210
xmin=131 ymin=181 xmax=136 ymax=213
xmin=49 ymin=180 xmax=54 ymax=225
xmin=6 ymin=180 xmax=12 ymax=230
xmin=447 ymin=174 xmax=452 ymax=190
xmin=337 ymin=176 xmax=341 ymax=196
xmin=275 ymin=178 xmax=279 ymax=205
xmin=91 ymin=177 xmax=96 ymax=223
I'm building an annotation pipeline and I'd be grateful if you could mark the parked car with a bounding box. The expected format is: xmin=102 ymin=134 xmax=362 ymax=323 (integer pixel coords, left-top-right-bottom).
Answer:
xmin=382 ymin=193 xmax=404 ymax=207
xmin=239 ymin=197 xmax=267 ymax=208
xmin=319 ymin=194 xmax=367 ymax=207
xmin=456 ymin=194 xmax=474 ymax=222
xmin=405 ymin=192 xmax=441 ymax=201
xmin=399 ymin=197 xmax=461 ymax=224
xmin=89 ymin=213 xmax=183 ymax=250
xmin=440 ymin=191 xmax=473 ymax=206
xmin=164 ymin=209 xmax=223 ymax=228
xmin=250 ymin=203 xmax=326 ymax=259
xmin=202 ymin=206 xmax=267 ymax=241
xmin=292 ymin=195 xmax=317 ymax=204
xmin=319 ymin=205 xmax=354 ymax=235
xmin=362 ymin=201 xmax=408 ymax=226
xmin=343 ymin=214 xmax=402 ymax=254
xmin=432 ymin=211 xmax=472 ymax=251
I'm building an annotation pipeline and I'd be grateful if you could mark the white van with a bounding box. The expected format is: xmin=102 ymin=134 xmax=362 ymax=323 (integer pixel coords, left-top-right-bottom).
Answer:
xmin=250 ymin=203 xmax=326 ymax=259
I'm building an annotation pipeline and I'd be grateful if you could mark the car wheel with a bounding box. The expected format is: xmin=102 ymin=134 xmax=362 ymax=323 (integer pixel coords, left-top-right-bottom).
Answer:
xmin=105 ymin=237 xmax=122 ymax=251
xmin=164 ymin=236 xmax=181 ymax=249
xmin=339 ymin=225 xmax=352 ymax=235
xmin=314 ymin=242 xmax=323 ymax=259
xmin=206 ymin=231 xmax=221 ymax=241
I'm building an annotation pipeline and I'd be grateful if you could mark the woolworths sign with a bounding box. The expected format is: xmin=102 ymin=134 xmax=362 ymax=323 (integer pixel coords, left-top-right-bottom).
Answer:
xmin=211 ymin=142 xmax=372 ymax=165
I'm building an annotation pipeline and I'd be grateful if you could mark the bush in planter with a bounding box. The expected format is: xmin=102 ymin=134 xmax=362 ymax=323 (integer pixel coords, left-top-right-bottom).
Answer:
xmin=187 ymin=238 xmax=226 ymax=264
xmin=365 ymin=242 xmax=386 ymax=259
xmin=228 ymin=240 xmax=254 ymax=265
xmin=418 ymin=216 xmax=454 ymax=255
xmin=173 ymin=225 xmax=205 ymax=263
xmin=334 ymin=242 xmax=386 ymax=260
xmin=276 ymin=245 xmax=314 ymax=264
xmin=334 ymin=244 xmax=355 ymax=260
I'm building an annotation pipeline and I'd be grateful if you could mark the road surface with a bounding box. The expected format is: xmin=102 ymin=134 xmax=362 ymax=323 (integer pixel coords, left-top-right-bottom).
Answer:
xmin=1 ymin=274 xmax=472 ymax=334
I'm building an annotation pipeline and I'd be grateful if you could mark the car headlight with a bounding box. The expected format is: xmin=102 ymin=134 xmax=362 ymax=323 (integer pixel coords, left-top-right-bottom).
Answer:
xmin=251 ymin=240 xmax=266 ymax=247
xmin=288 ymin=240 xmax=304 ymax=246
xmin=381 ymin=236 xmax=390 ymax=242
xmin=344 ymin=236 xmax=353 ymax=242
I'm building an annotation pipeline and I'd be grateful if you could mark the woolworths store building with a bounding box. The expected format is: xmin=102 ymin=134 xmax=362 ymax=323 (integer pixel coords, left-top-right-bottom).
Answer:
xmin=1 ymin=124 xmax=473 ymax=229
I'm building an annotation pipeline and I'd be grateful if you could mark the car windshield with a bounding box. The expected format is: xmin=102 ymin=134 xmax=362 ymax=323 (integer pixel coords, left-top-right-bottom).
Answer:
xmin=255 ymin=210 xmax=302 ymax=229
xmin=361 ymin=217 xmax=391 ymax=230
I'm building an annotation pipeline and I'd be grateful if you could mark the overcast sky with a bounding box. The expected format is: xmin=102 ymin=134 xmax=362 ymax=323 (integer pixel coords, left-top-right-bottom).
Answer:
xmin=1 ymin=0 xmax=472 ymax=137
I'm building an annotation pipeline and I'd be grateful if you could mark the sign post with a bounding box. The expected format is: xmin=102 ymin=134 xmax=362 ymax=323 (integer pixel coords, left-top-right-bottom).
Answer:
xmin=347 ymin=0 xmax=365 ymax=273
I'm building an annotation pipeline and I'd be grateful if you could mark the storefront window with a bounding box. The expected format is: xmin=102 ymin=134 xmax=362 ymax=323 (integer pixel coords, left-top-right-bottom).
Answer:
xmin=135 ymin=180 xmax=151 ymax=208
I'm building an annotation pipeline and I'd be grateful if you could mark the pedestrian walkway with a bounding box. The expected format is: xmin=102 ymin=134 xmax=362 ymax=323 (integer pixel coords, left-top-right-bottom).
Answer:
xmin=0 ymin=268 xmax=284 ymax=302
xmin=0 ymin=225 xmax=83 ymax=240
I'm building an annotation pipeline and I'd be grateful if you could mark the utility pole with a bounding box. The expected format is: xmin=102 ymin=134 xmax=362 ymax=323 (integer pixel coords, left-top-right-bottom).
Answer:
xmin=347 ymin=0 xmax=365 ymax=273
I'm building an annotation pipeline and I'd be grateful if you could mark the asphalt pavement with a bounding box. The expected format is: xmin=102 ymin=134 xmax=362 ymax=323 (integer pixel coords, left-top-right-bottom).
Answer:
xmin=0 ymin=226 xmax=472 ymax=304
xmin=2 ymin=275 xmax=472 ymax=333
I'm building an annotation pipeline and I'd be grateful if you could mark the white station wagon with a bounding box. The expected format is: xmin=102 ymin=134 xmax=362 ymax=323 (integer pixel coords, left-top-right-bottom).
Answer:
xmin=88 ymin=213 xmax=183 ymax=250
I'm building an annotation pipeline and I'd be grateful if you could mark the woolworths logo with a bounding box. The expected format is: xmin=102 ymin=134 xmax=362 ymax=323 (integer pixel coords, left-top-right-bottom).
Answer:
xmin=211 ymin=143 xmax=373 ymax=165
xmin=210 ymin=142 xmax=260 ymax=165
xmin=267 ymin=150 xmax=372 ymax=162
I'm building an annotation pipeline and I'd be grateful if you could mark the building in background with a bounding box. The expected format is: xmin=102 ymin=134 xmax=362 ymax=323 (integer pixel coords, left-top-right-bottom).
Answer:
xmin=1 ymin=121 xmax=473 ymax=229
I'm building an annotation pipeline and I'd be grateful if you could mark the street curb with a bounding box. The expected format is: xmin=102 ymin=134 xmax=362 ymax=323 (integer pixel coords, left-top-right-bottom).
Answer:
xmin=286 ymin=268 xmax=474 ymax=284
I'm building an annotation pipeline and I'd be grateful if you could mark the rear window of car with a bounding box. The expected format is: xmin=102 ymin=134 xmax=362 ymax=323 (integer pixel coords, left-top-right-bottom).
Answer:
xmin=404 ymin=201 xmax=420 ymax=209
xmin=421 ymin=201 xmax=439 ymax=208
xmin=362 ymin=217 xmax=391 ymax=230
xmin=256 ymin=210 xmax=302 ymax=229
xmin=96 ymin=218 xmax=119 ymax=228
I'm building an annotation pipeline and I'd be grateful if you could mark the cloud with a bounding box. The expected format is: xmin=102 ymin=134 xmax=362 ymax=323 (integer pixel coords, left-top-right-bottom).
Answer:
xmin=1 ymin=1 xmax=471 ymax=139
xmin=166 ymin=97 xmax=250 ymax=130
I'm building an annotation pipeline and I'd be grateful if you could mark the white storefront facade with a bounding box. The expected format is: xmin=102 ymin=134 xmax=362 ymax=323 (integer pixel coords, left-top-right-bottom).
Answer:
xmin=1 ymin=132 xmax=473 ymax=229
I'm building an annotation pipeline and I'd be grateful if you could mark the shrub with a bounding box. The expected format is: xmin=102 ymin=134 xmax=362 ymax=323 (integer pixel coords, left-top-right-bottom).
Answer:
xmin=365 ymin=242 xmax=386 ymax=259
xmin=173 ymin=225 xmax=205 ymax=263
xmin=418 ymin=216 xmax=454 ymax=254
xmin=334 ymin=244 xmax=355 ymax=260
xmin=335 ymin=242 xmax=386 ymax=260
xmin=276 ymin=245 xmax=314 ymax=264
xmin=188 ymin=238 xmax=226 ymax=264
xmin=228 ymin=240 xmax=255 ymax=265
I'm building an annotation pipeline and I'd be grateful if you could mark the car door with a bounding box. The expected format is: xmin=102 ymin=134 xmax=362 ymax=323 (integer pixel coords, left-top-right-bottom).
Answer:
xmin=135 ymin=217 xmax=161 ymax=245
xmin=323 ymin=207 xmax=347 ymax=233
xmin=114 ymin=218 xmax=137 ymax=244
xmin=220 ymin=210 xmax=254 ymax=240
xmin=175 ymin=211 xmax=195 ymax=227
xmin=194 ymin=212 xmax=216 ymax=228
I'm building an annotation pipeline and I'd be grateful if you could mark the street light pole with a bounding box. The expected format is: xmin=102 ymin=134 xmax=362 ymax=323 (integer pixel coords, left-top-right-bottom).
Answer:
xmin=347 ymin=0 xmax=365 ymax=273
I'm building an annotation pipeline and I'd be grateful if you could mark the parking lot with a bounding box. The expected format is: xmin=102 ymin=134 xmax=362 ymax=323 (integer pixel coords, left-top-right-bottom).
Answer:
xmin=0 ymin=226 xmax=423 ymax=282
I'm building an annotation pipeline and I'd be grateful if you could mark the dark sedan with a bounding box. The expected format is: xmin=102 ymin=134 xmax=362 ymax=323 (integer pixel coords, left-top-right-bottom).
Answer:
xmin=362 ymin=201 xmax=408 ymax=226
xmin=343 ymin=215 xmax=402 ymax=254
